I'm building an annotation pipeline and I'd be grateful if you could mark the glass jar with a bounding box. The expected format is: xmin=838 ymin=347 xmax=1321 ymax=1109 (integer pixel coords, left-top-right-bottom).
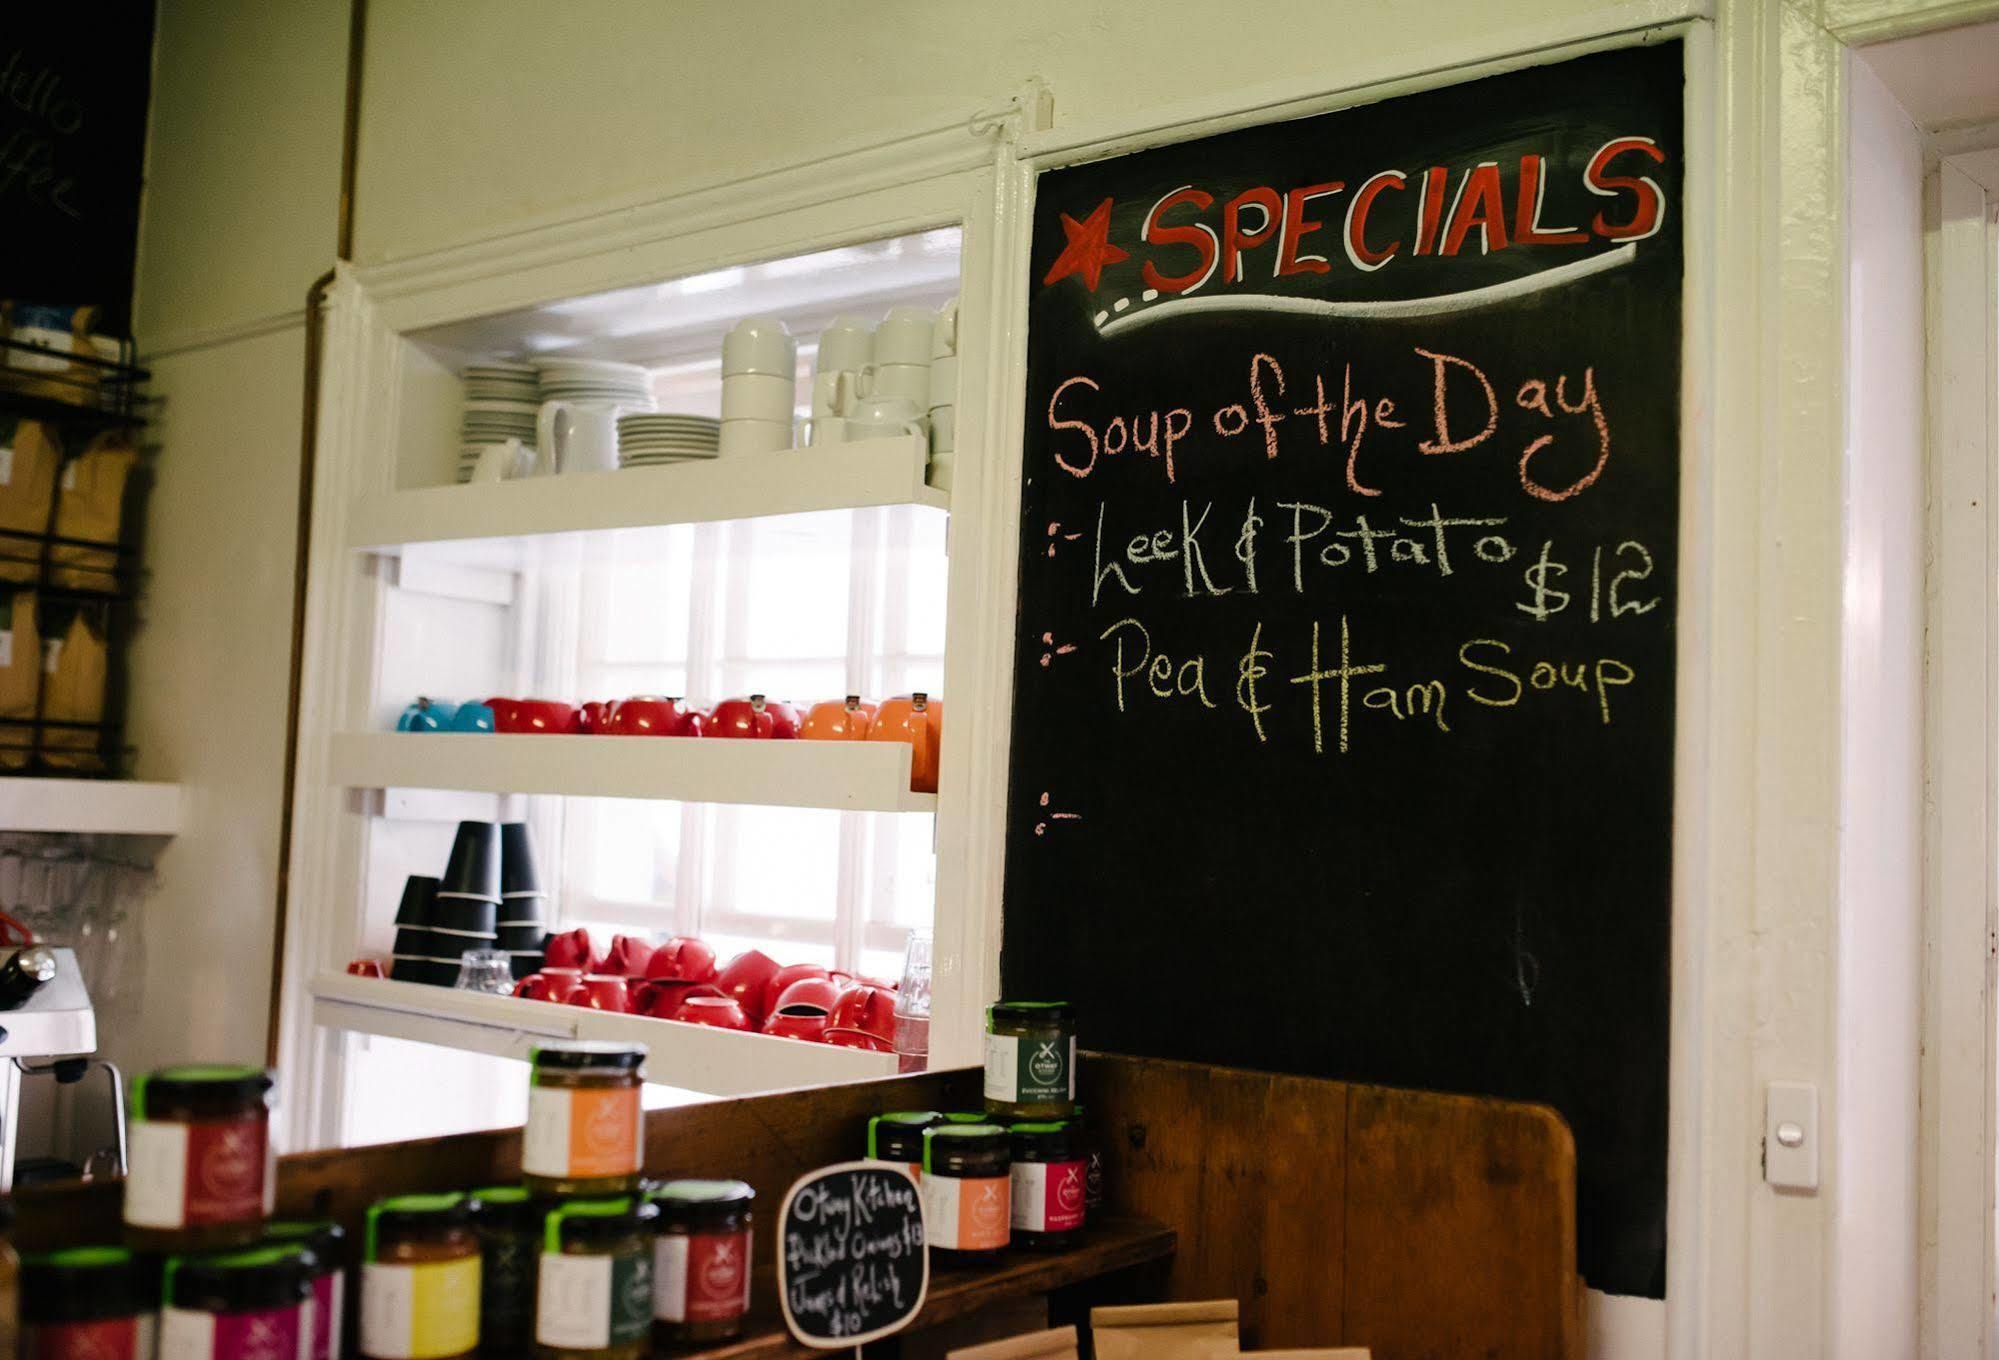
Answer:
xmin=536 ymin=1197 xmax=658 ymax=1360
xmin=470 ymin=1186 xmax=544 ymax=1359
xmin=921 ymin=1123 xmax=1011 ymax=1264
xmin=124 ymin=1065 xmax=275 ymax=1252
xmin=649 ymin=1179 xmax=754 ymax=1348
xmin=360 ymin=1193 xmax=481 ymax=1360
xmin=1073 ymin=1106 xmax=1106 ymax=1217
xmin=1007 ymin=1122 xmax=1087 ymax=1251
xmin=524 ymin=1042 xmax=646 ymax=1197
xmin=20 ymin=1245 xmax=159 ymax=1360
xmin=983 ymin=1002 xmax=1077 ymax=1122
xmin=160 ymin=1243 xmax=317 ymax=1360
xmin=265 ymin=1221 xmax=347 ymax=1360
xmin=866 ymin=1111 xmax=942 ymax=1180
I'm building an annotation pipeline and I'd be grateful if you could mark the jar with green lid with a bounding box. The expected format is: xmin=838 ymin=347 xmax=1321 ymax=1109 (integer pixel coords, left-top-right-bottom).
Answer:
xmin=921 ymin=1123 xmax=1011 ymax=1264
xmin=1073 ymin=1105 xmax=1106 ymax=1216
xmin=265 ymin=1220 xmax=348 ymax=1360
xmin=537 ymin=1196 xmax=658 ymax=1360
xmin=360 ymin=1193 xmax=481 ymax=1360
xmin=124 ymin=1065 xmax=276 ymax=1252
xmin=160 ymin=1243 xmax=317 ymax=1360
xmin=649 ymin=1179 xmax=754 ymax=1348
xmin=524 ymin=1042 xmax=647 ymax=1197
xmin=983 ymin=1002 xmax=1076 ymax=1121
xmin=1008 ymin=1122 xmax=1087 ymax=1250
xmin=20 ymin=1245 xmax=159 ymax=1360
xmin=866 ymin=1111 xmax=942 ymax=1180
xmin=469 ymin=1187 xmax=544 ymax=1358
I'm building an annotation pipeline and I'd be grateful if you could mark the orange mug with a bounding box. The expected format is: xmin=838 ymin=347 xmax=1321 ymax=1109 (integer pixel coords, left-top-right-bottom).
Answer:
xmin=801 ymin=695 xmax=877 ymax=741
xmin=869 ymin=692 xmax=941 ymax=793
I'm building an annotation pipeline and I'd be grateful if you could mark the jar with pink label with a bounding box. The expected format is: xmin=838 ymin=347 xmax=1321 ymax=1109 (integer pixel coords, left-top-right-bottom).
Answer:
xmin=649 ymin=1179 xmax=755 ymax=1348
xmin=1007 ymin=1122 xmax=1087 ymax=1250
xmin=20 ymin=1245 xmax=159 ymax=1360
xmin=264 ymin=1221 xmax=347 ymax=1360
xmin=125 ymin=1066 xmax=276 ymax=1253
xmin=160 ymin=1243 xmax=317 ymax=1360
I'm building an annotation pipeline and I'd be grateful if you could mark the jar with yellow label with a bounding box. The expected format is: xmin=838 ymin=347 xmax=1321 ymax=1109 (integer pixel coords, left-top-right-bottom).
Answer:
xmin=537 ymin=1197 xmax=657 ymax=1360
xmin=983 ymin=1003 xmax=1076 ymax=1122
xmin=124 ymin=1066 xmax=275 ymax=1253
xmin=524 ymin=1042 xmax=646 ymax=1197
xmin=360 ymin=1193 xmax=481 ymax=1360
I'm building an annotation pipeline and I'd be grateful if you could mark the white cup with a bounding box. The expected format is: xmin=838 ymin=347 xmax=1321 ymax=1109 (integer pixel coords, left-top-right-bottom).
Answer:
xmin=538 ymin=400 xmax=634 ymax=475
xmin=815 ymin=315 xmax=875 ymax=377
xmin=719 ymin=418 xmax=793 ymax=457
xmin=847 ymin=393 xmax=927 ymax=442
xmin=932 ymin=298 xmax=959 ymax=360
xmin=471 ymin=438 xmax=531 ymax=483
xmin=721 ymin=371 xmax=796 ymax=422
xmin=798 ymin=415 xmax=849 ymax=446
xmin=721 ymin=315 xmax=797 ymax=377
xmin=862 ymin=362 xmax=930 ymax=404
xmin=929 ymin=406 xmax=956 ymax=455
xmin=874 ymin=306 xmax=935 ymax=366
xmin=928 ymin=354 xmax=959 ymax=411
xmin=812 ymin=369 xmax=862 ymax=418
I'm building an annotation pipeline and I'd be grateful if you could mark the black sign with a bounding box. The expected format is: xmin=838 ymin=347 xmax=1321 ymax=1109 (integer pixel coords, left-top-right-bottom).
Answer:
xmin=1001 ymin=42 xmax=1683 ymax=1298
xmin=0 ymin=9 xmax=156 ymax=335
xmin=778 ymin=1162 xmax=928 ymax=1349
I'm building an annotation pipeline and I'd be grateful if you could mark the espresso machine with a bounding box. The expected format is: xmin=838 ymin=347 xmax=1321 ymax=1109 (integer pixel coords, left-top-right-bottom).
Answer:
xmin=0 ymin=943 xmax=124 ymax=1191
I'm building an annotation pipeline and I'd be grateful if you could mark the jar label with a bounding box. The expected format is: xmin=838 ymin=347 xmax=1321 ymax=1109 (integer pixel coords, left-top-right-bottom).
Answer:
xmin=359 ymin=1258 xmax=480 ymax=1360
xmin=982 ymin=1033 xmax=1075 ymax=1105
xmin=478 ymin=1235 xmax=538 ymax=1342
xmin=653 ymin=1228 xmax=753 ymax=1323
xmin=24 ymin=1315 xmax=155 ymax=1360
xmin=160 ymin=1303 xmax=307 ymax=1360
xmin=1011 ymin=1160 xmax=1088 ymax=1233
xmin=523 ymin=1084 xmax=643 ymax=1180
xmin=536 ymin=1249 xmax=654 ymax=1350
xmin=922 ymin=1173 xmax=1011 ymax=1251
xmin=125 ymin=1115 xmax=271 ymax=1230
xmin=306 ymin=1272 xmax=343 ymax=1360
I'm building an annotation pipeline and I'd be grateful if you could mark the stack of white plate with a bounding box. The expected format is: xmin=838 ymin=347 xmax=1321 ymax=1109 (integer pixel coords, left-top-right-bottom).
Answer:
xmin=618 ymin=413 xmax=721 ymax=467
xmin=536 ymin=358 xmax=655 ymax=407
xmin=463 ymin=361 xmax=539 ymax=404
xmin=459 ymin=363 xmax=540 ymax=481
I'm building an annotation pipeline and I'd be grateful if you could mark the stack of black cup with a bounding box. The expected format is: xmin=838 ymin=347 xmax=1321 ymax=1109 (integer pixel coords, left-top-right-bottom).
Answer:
xmin=393 ymin=822 xmax=501 ymax=986
xmin=497 ymin=822 xmax=547 ymax=979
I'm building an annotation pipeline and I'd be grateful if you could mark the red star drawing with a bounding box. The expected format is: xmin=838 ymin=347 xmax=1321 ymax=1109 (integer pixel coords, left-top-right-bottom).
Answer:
xmin=1042 ymin=198 xmax=1129 ymax=291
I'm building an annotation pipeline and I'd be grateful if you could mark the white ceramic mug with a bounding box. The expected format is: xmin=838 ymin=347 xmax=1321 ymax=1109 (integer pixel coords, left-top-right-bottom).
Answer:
xmin=812 ymin=369 xmax=862 ymax=418
xmin=928 ymin=354 xmax=959 ymax=412
xmin=718 ymin=418 xmax=793 ymax=457
xmin=721 ymin=371 xmax=796 ymax=422
xmin=847 ymin=393 xmax=927 ymax=441
xmin=538 ymin=400 xmax=634 ymax=475
xmin=797 ymin=415 xmax=849 ymax=447
xmin=721 ymin=315 xmax=796 ymax=377
xmin=815 ymin=315 xmax=875 ymax=377
xmin=862 ymin=362 xmax=930 ymax=404
xmin=471 ymin=438 xmax=531 ymax=483
xmin=932 ymin=298 xmax=959 ymax=360
xmin=874 ymin=306 xmax=935 ymax=366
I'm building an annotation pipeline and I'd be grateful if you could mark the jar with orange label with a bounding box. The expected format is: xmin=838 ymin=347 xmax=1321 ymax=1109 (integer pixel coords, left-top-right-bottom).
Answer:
xmin=123 ymin=1066 xmax=275 ymax=1252
xmin=523 ymin=1042 xmax=646 ymax=1197
xmin=360 ymin=1193 xmax=481 ymax=1360
xmin=921 ymin=1123 xmax=1011 ymax=1264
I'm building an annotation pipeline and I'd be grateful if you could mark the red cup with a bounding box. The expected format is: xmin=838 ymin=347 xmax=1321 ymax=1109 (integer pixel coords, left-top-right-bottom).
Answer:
xmin=485 ymin=697 xmax=521 ymax=731
xmin=604 ymin=934 xmax=656 ymax=978
xmin=608 ymin=696 xmax=690 ymax=737
xmin=345 ymin=957 xmax=386 ymax=978
xmin=679 ymin=995 xmax=753 ymax=1031
xmin=714 ymin=950 xmax=781 ymax=1025
xmin=763 ymin=1004 xmax=831 ymax=1042
xmin=822 ymin=1027 xmax=894 ymax=1052
xmin=703 ymin=696 xmax=800 ymax=740
xmin=517 ymin=969 xmax=582 ymax=1004
xmin=764 ymin=963 xmax=830 ymax=1017
xmin=827 ymin=983 xmax=899 ymax=1044
xmin=544 ymin=928 xmax=602 ymax=973
xmin=578 ymin=701 xmax=612 ymax=734
xmin=634 ymin=979 xmax=722 ymax=1020
xmin=571 ymin=974 xmax=630 ymax=1012
xmin=773 ymin=976 xmax=841 ymax=1015
xmin=646 ymin=936 xmax=719 ymax=984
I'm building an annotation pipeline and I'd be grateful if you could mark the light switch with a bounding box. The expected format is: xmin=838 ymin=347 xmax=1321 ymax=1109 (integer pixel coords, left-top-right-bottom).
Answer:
xmin=1765 ymin=1081 xmax=1819 ymax=1191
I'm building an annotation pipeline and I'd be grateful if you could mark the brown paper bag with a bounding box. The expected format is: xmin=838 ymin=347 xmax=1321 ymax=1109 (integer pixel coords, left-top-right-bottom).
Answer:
xmin=51 ymin=430 xmax=137 ymax=590
xmin=1091 ymin=1300 xmax=1240 ymax=1360
xmin=0 ymin=590 xmax=40 ymax=771
xmin=0 ymin=419 xmax=60 ymax=583
xmin=40 ymin=604 xmax=109 ymax=772
xmin=946 ymin=1325 xmax=1081 ymax=1360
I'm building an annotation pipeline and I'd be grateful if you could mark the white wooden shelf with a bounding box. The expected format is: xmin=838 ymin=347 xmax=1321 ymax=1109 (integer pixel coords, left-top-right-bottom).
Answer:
xmin=0 ymin=778 xmax=185 ymax=835
xmin=349 ymin=435 xmax=946 ymax=552
xmin=309 ymin=972 xmax=898 ymax=1094
xmin=329 ymin=732 xmax=936 ymax=812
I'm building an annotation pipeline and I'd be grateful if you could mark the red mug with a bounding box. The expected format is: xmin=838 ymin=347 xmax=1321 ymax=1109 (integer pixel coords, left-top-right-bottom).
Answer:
xmin=516 ymin=970 xmax=582 ymax=1004
xmin=545 ymin=928 xmax=602 ymax=973
xmin=772 ymin=976 xmax=841 ymax=1015
xmin=678 ymin=995 xmax=753 ymax=1031
xmin=703 ymin=695 xmax=800 ymax=740
xmin=646 ymin=936 xmax=719 ymax=984
xmin=714 ymin=949 xmax=781 ymax=1025
xmin=764 ymin=962 xmax=830 ymax=1017
xmin=571 ymin=974 xmax=630 ymax=1012
xmin=346 ymin=957 xmax=386 ymax=979
xmin=604 ymin=934 xmax=656 ymax=978
xmin=763 ymin=1004 xmax=831 ymax=1042
xmin=609 ymin=696 xmax=690 ymax=737
xmin=822 ymin=1027 xmax=894 ymax=1052
xmin=827 ymin=983 xmax=899 ymax=1044
xmin=578 ymin=701 xmax=612 ymax=734
xmin=634 ymin=979 xmax=722 ymax=1021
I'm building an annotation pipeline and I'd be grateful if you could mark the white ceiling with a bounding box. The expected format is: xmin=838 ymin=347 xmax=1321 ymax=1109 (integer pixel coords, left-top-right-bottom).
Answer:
xmin=1859 ymin=17 xmax=1999 ymax=133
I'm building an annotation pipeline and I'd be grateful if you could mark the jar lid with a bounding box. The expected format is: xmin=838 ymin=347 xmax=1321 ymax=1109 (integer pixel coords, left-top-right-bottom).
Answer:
xmin=365 ymin=1191 xmax=472 ymax=1260
xmin=1009 ymin=1120 xmax=1081 ymax=1160
xmin=989 ymin=1001 xmax=1074 ymax=1026
xmin=545 ymin=1195 xmax=660 ymax=1252
xmin=651 ymin=1179 xmax=755 ymax=1231
xmin=470 ymin=1185 xmax=545 ymax=1232
xmin=265 ymin=1219 xmax=346 ymax=1268
xmin=923 ymin=1122 xmax=1009 ymax=1173
xmin=868 ymin=1111 xmax=941 ymax=1159
xmin=529 ymin=1040 xmax=646 ymax=1071
xmin=940 ymin=1111 xmax=991 ymax=1124
xmin=132 ymin=1064 xmax=275 ymax=1117
xmin=165 ymin=1244 xmax=316 ymax=1313
xmin=21 ymin=1246 xmax=159 ymax=1323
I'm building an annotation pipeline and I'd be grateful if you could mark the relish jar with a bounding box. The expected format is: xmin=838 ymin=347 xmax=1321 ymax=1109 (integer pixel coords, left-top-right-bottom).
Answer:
xmin=537 ymin=1197 xmax=658 ymax=1360
xmin=650 ymin=1179 xmax=754 ymax=1348
xmin=470 ymin=1186 xmax=543 ymax=1358
xmin=983 ymin=1002 xmax=1076 ymax=1121
xmin=265 ymin=1220 xmax=348 ymax=1360
xmin=524 ymin=1042 xmax=646 ymax=1197
xmin=866 ymin=1111 xmax=942 ymax=1180
xmin=360 ymin=1192 xmax=481 ymax=1360
xmin=124 ymin=1065 xmax=275 ymax=1252
xmin=20 ymin=1245 xmax=159 ymax=1360
xmin=1073 ymin=1106 xmax=1106 ymax=1217
xmin=160 ymin=1243 xmax=317 ymax=1360
xmin=921 ymin=1123 xmax=1011 ymax=1264
xmin=1008 ymin=1122 xmax=1087 ymax=1250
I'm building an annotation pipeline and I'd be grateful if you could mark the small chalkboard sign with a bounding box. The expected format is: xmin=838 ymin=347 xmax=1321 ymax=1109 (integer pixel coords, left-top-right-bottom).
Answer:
xmin=777 ymin=1161 xmax=928 ymax=1350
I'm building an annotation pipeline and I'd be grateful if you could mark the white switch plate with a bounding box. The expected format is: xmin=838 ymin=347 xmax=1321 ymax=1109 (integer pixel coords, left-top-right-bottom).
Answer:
xmin=1765 ymin=1080 xmax=1819 ymax=1191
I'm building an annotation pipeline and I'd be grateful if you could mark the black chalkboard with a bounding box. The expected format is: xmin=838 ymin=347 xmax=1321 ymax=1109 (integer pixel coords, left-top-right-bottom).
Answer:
xmin=0 ymin=9 xmax=157 ymax=335
xmin=1001 ymin=41 xmax=1683 ymax=1298
xmin=778 ymin=1162 xmax=928 ymax=1349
